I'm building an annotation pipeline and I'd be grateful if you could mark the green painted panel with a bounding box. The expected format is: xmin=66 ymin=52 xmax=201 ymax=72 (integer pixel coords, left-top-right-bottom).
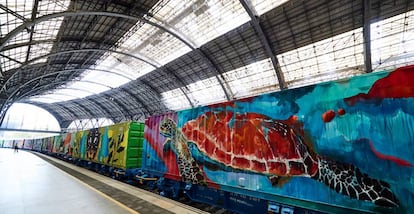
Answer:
xmin=125 ymin=122 xmax=144 ymax=169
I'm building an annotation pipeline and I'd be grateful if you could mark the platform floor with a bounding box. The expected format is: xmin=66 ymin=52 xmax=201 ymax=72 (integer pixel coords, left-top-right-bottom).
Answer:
xmin=0 ymin=148 xmax=208 ymax=214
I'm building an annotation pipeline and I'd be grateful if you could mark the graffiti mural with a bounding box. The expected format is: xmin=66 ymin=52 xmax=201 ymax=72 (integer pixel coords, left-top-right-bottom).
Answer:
xmin=144 ymin=65 xmax=414 ymax=212
xmin=107 ymin=123 xmax=128 ymax=168
xmin=86 ymin=128 xmax=100 ymax=160
xmin=63 ymin=133 xmax=72 ymax=156
xmin=67 ymin=122 xmax=134 ymax=168
xmin=72 ymin=131 xmax=83 ymax=158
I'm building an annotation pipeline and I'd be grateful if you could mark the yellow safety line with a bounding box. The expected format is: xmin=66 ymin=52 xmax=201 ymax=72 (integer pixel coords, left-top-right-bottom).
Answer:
xmin=39 ymin=154 xmax=139 ymax=214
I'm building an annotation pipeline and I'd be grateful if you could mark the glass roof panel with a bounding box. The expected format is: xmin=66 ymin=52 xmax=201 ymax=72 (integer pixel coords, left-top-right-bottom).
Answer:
xmin=29 ymin=18 xmax=65 ymax=61
xmin=30 ymin=69 xmax=130 ymax=103
xmin=223 ymin=58 xmax=279 ymax=98
xmin=186 ymin=76 xmax=226 ymax=106
xmin=278 ymin=28 xmax=364 ymax=88
xmin=1 ymin=46 xmax=28 ymax=71
xmin=371 ymin=10 xmax=414 ymax=71
xmin=250 ymin=0 xmax=290 ymax=16
xmin=37 ymin=0 xmax=70 ymax=16
xmin=97 ymin=52 xmax=156 ymax=79
xmin=1 ymin=0 xmax=69 ymax=73
xmin=116 ymin=22 xmax=191 ymax=66
xmin=158 ymin=0 xmax=250 ymax=47
xmin=0 ymin=0 xmax=33 ymax=38
xmin=161 ymin=88 xmax=192 ymax=110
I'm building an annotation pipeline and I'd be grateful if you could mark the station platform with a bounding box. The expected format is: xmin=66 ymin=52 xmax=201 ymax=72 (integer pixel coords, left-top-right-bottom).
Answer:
xmin=0 ymin=148 xmax=209 ymax=214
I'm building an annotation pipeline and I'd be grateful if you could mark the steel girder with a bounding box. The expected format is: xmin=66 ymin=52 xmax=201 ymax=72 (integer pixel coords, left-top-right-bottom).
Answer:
xmin=0 ymin=11 xmax=233 ymax=103
xmin=239 ymin=0 xmax=287 ymax=90
xmin=363 ymin=0 xmax=373 ymax=73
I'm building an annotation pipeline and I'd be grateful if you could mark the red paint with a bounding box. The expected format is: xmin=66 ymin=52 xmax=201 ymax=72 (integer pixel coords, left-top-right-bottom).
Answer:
xmin=238 ymin=97 xmax=256 ymax=103
xmin=251 ymin=160 xmax=266 ymax=172
xmin=232 ymin=157 xmax=251 ymax=168
xmin=345 ymin=65 xmax=414 ymax=105
xmin=337 ymin=108 xmax=346 ymax=115
xmin=322 ymin=110 xmax=335 ymax=122
xmin=369 ymin=141 xmax=414 ymax=167
xmin=162 ymin=150 xmax=180 ymax=176
xmin=182 ymin=111 xmax=315 ymax=176
xmin=208 ymin=101 xmax=235 ymax=108
xmin=268 ymin=162 xmax=287 ymax=175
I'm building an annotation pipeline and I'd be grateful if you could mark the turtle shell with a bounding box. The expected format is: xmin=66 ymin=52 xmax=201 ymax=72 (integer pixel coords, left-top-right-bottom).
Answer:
xmin=181 ymin=111 xmax=318 ymax=176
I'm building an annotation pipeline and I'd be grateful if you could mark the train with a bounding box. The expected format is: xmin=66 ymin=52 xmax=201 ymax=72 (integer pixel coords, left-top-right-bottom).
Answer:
xmin=2 ymin=65 xmax=414 ymax=214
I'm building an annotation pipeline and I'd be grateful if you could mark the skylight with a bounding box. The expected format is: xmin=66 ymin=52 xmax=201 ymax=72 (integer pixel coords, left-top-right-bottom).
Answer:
xmin=371 ymin=10 xmax=414 ymax=71
xmin=186 ymin=76 xmax=227 ymax=106
xmin=251 ymin=0 xmax=290 ymax=16
xmin=29 ymin=69 xmax=129 ymax=103
xmin=161 ymin=88 xmax=192 ymax=110
xmin=277 ymin=28 xmax=364 ymax=88
xmin=159 ymin=0 xmax=250 ymax=47
xmin=223 ymin=58 xmax=279 ymax=99
xmin=0 ymin=0 xmax=70 ymax=72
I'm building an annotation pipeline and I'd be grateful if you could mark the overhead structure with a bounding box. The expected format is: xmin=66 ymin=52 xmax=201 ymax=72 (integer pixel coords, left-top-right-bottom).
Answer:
xmin=1 ymin=0 xmax=414 ymax=130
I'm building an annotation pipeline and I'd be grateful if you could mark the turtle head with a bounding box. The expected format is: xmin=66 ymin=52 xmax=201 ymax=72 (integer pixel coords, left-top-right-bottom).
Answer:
xmin=160 ymin=118 xmax=177 ymax=138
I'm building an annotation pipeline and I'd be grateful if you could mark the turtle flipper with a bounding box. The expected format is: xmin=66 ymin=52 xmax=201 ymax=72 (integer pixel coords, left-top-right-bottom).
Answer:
xmin=314 ymin=158 xmax=399 ymax=207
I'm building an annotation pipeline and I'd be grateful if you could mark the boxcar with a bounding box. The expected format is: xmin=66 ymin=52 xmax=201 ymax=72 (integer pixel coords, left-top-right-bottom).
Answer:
xmin=142 ymin=65 xmax=414 ymax=213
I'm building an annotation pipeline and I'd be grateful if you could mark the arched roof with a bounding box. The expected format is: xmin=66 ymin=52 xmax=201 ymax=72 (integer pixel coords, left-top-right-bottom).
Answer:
xmin=1 ymin=0 xmax=413 ymax=129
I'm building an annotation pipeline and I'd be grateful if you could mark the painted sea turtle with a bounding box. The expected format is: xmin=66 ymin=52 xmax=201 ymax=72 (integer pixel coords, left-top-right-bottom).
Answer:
xmin=160 ymin=118 xmax=207 ymax=185
xmin=160 ymin=111 xmax=399 ymax=207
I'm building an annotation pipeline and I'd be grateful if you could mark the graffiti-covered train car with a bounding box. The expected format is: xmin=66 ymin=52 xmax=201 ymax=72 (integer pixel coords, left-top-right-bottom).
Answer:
xmin=30 ymin=122 xmax=145 ymax=170
xmin=142 ymin=65 xmax=414 ymax=213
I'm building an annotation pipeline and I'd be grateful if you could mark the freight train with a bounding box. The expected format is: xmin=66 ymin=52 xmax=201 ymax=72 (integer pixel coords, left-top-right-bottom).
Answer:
xmin=2 ymin=65 xmax=414 ymax=214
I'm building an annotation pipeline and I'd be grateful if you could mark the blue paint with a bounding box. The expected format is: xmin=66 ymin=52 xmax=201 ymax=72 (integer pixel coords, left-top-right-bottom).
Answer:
xmin=146 ymin=67 xmax=414 ymax=213
xmin=80 ymin=132 xmax=87 ymax=159
xmin=98 ymin=127 xmax=109 ymax=161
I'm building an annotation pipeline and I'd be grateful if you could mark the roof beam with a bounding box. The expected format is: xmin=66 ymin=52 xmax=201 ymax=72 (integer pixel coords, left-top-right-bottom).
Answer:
xmin=69 ymin=3 xmax=140 ymax=75
xmin=150 ymin=17 xmax=233 ymax=101
xmin=5 ymin=75 xmax=153 ymax=124
xmin=25 ymin=0 xmax=39 ymax=63
xmin=2 ymin=38 xmax=115 ymax=52
xmin=55 ymin=102 xmax=80 ymax=120
xmin=99 ymin=94 xmax=133 ymax=121
xmin=4 ymin=68 xmax=130 ymax=103
xmin=2 ymin=68 xmax=155 ymax=116
xmin=0 ymin=53 xmax=23 ymax=64
xmin=16 ymin=80 xmax=111 ymax=100
xmin=161 ymin=68 xmax=194 ymax=107
xmin=0 ymin=48 xmax=159 ymax=94
xmin=363 ymin=0 xmax=373 ymax=73
xmin=196 ymin=49 xmax=233 ymax=100
xmin=78 ymin=98 xmax=125 ymax=123
xmin=118 ymin=86 xmax=152 ymax=117
xmin=240 ymin=0 xmax=286 ymax=90
xmin=0 ymin=11 xmax=231 ymax=103
xmin=0 ymin=4 xmax=28 ymax=22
